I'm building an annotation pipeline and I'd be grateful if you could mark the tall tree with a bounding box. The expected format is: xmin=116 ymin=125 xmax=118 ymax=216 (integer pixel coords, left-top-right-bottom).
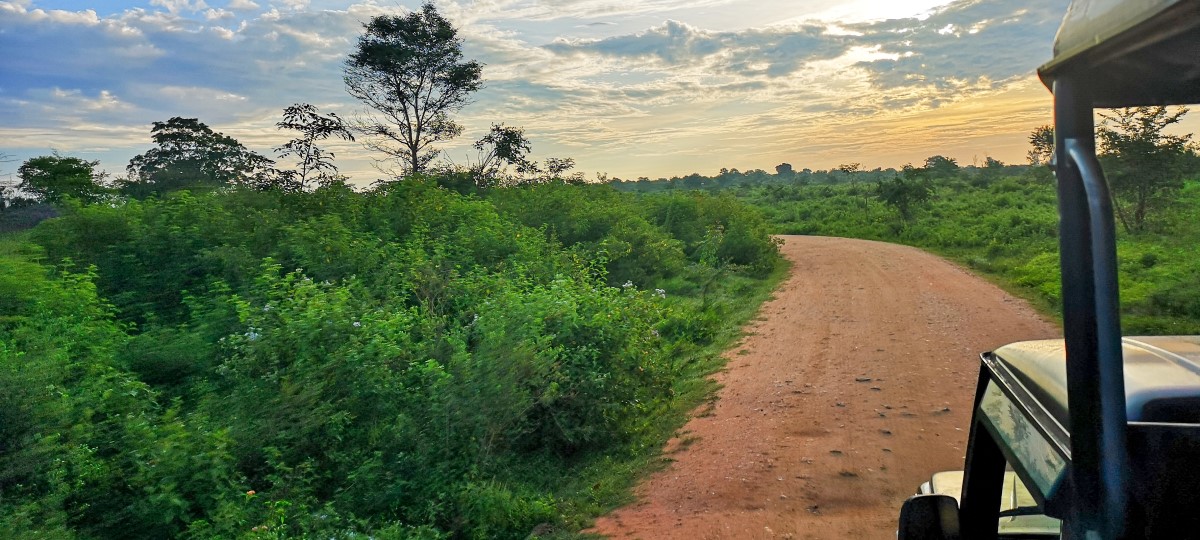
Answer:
xmin=17 ymin=153 xmax=108 ymax=204
xmin=1098 ymin=106 xmax=1192 ymax=231
xmin=973 ymin=156 xmax=1006 ymax=185
xmin=344 ymin=3 xmax=484 ymax=176
xmin=471 ymin=123 xmax=535 ymax=185
xmin=1028 ymin=125 xmax=1054 ymax=166
xmin=922 ymin=155 xmax=959 ymax=178
xmin=775 ymin=163 xmax=794 ymax=176
xmin=835 ymin=162 xmax=862 ymax=175
xmin=542 ymin=157 xmax=585 ymax=184
xmin=838 ymin=162 xmax=868 ymax=208
xmin=876 ymin=175 xmax=932 ymax=224
xmin=275 ymin=103 xmax=355 ymax=190
xmin=125 ymin=117 xmax=275 ymax=197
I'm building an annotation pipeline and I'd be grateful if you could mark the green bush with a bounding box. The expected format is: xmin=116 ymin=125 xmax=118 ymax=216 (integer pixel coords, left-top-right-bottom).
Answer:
xmin=4 ymin=176 xmax=782 ymax=539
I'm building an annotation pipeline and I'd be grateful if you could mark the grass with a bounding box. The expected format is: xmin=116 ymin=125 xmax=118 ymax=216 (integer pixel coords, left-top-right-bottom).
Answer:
xmin=738 ymin=176 xmax=1200 ymax=335
xmin=547 ymin=258 xmax=792 ymax=537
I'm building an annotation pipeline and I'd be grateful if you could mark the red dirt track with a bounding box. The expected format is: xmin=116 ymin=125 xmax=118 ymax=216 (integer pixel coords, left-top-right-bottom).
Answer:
xmin=589 ymin=236 xmax=1059 ymax=539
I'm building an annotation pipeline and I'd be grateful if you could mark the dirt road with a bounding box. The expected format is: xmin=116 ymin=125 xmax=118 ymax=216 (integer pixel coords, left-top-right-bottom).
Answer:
xmin=589 ymin=236 xmax=1059 ymax=539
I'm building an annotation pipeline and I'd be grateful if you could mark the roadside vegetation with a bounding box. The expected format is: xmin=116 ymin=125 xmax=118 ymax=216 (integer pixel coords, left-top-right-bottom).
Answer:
xmin=740 ymin=173 xmax=1200 ymax=334
xmin=0 ymin=182 xmax=782 ymax=539
xmin=608 ymin=109 xmax=1200 ymax=335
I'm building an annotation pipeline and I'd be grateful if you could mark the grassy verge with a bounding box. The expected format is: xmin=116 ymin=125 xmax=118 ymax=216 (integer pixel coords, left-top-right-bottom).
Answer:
xmin=737 ymin=176 xmax=1200 ymax=335
xmin=514 ymin=255 xmax=792 ymax=539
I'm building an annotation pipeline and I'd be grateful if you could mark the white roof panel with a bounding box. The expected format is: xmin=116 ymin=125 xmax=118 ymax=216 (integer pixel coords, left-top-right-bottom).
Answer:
xmin=1053 ymin=0 xmax=1183 ymax=61
xmin=1039 ymin=0 xmax=1200 ymax=106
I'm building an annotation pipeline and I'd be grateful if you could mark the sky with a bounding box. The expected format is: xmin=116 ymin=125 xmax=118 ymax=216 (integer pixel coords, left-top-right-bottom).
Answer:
xmin=0 ymin=0 xmax=1116 ymax=185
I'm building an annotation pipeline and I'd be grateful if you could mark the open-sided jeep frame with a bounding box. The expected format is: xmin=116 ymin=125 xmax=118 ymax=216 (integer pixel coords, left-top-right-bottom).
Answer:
xmin=898 ymin=1 xmax=1200 ymax=539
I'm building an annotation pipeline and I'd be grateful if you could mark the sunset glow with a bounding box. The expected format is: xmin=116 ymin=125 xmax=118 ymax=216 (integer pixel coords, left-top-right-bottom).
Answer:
xmin=0 ymin=0 xmax=1119 ymax=184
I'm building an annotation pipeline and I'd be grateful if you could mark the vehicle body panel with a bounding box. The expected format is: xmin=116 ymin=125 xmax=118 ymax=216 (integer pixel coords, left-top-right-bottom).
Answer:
xmin=921 ymin=471 xmax=1060 ymax=537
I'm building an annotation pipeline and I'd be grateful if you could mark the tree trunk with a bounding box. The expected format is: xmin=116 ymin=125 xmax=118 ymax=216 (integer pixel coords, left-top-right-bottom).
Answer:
xmin=1112 ymin=197 xmax=1133 ymax=233
xmin=409 ymin=141 xmax=420 ymax=175
xmin=1134 ymin=186 xmax=1148 ymax=231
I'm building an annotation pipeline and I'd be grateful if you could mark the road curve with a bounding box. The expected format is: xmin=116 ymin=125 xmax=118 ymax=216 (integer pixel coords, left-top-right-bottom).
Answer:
xmin=589 ymin=235 xmax=1059 ymax=539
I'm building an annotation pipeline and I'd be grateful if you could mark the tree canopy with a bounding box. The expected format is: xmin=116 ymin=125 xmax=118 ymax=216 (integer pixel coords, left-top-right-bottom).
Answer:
xmin=124 ymin=117 xmax=275 ymax=197
xmin=1099 ymin=106 xmax=1193 ymax=231
xmin=835 ymin=162 xmax=862 ymax=175
xmin=17 ymin=153 xmax=107 ymax=204
xmin=922 ymin=155 xmax=959 ymax=178
xmin=1028 ymin=125 xmax=1054 ymax=166
xmin=471 ymin=123 xmax=535 ymax=184
xmin=274 ymin=103 xmax=355 ymax=190
xmin=345 ymin=2 xmax=484 ymax=176
xmin=876 ymin=175 xmax=932 ymax=224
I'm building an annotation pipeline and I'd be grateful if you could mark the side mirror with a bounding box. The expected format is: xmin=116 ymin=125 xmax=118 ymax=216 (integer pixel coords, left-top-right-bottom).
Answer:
xmin=899 ymin=494 xmax=962 ymax=540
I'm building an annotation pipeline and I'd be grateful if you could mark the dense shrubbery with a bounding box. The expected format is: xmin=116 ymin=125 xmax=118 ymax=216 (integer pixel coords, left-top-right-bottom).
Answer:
xmin=0 ymin=179 xmax=782 ymax=539
xmin=489 ymin=184 xmax=779 ymax=287
xmin=739 ymin=174 xmax=1200 ymax=334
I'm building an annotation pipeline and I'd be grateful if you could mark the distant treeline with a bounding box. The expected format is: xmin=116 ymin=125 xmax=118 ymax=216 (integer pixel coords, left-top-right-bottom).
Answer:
xmin=607 ymin=156 xmax=1036 ymax=193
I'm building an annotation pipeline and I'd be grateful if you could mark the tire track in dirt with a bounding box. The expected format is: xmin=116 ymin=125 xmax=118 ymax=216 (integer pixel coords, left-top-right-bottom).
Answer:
xmin=589 ymin=236 xmax=1059 ymax=539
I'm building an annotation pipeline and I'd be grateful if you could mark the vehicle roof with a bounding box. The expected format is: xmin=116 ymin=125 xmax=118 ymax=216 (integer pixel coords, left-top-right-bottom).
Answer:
xmin=992 ymin=337 xmax=1200 ymax=429
xmin=1037 ymin=0 xmax=1200 ymax=107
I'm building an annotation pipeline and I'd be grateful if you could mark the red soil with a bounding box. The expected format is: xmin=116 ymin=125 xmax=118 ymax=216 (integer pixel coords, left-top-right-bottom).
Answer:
xmin=589 ymin=236 xmax=1059 ymax=539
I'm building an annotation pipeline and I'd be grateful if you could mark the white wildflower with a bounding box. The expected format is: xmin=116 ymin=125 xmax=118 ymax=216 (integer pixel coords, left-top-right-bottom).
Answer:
xmin=655 ymin=288 xmax=666 ymax=298
xmin=622 ymin=280 xmax=634 ymax=288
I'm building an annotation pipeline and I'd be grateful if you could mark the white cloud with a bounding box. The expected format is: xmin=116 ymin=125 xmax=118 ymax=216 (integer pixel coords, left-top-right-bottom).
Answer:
xmin=448 ymin=0 xmax=739 ymax=24
xmin=46 ymin=88 xmax=132 ymax=112
xmin=210 ymin=25 xmax=236 ymax=39
xmin=227 ymin=0 xmax=261 ymax=11
xmin=159 ymin=86 xmax=247 ymax=102
xmin=0 ymin=1 xmax=32 ymax=14
xmin=25 ymin=7 xmax=100 ymax=25
xmin=150 ymin=0 xmax=210 ymax=15
xmin=205 ymin=8 xmax=234 ymax=21
xmin=271 ymin=0 xmax=310 ymax=11
xmin=546 ymin=20 xmax=849 ymax=80
xmin=851 ymin=0 xmax=1067 ymax=93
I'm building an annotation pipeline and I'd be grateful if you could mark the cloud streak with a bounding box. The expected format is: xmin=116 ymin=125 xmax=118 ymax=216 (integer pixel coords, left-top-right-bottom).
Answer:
xmin=0 ymin=0 xmax=1082 ymax=182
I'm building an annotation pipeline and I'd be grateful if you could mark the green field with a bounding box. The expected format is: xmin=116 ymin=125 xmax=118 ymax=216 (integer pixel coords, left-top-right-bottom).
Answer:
xmin=734 ymin=171 xmax=1200 ymax=334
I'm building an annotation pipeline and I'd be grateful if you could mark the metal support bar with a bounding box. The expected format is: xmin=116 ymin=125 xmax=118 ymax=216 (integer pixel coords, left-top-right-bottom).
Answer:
xmin=1052 ymin=75 xmax=1130 ymax=540
xmin=958 ymin=365 xmax=1004 ymax=540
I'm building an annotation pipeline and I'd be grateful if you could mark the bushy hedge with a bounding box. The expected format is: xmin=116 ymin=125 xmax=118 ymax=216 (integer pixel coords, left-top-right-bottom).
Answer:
xmin=2 ymin=179 xmax=781 ymax=539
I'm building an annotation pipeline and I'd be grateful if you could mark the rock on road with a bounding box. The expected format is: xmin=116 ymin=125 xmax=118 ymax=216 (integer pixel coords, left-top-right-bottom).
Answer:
xmin=589 ymin=236 xmax=1059 ymax=539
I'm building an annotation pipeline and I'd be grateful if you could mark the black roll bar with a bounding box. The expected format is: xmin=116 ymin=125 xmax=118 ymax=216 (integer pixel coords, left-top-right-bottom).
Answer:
xmin=1052 ymin=75 xmax=1131 ymax=540
xmin=958 ymin=366 xmax=1005 ymax=540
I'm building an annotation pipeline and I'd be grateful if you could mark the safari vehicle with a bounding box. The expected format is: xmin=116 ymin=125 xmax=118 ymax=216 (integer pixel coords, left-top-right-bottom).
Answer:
xmin=898 ymin=1 xmax=1200 ymax=539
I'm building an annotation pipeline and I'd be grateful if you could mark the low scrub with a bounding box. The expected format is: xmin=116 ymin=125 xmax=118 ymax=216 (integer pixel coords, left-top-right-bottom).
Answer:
xmin=1 ymin=179 xmax=783 ymax=539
